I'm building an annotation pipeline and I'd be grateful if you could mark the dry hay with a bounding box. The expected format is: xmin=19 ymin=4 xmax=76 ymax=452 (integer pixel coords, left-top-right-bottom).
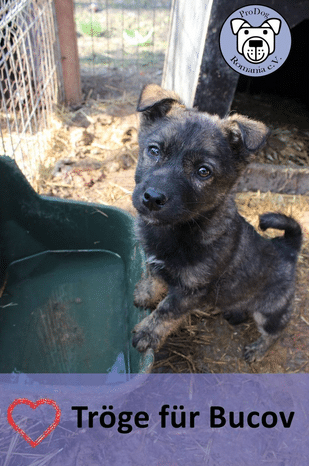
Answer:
xmin=37 ymin=95 xmax=139 ymax=213
xmin=232 ymin=92 xmax=309 ymax=167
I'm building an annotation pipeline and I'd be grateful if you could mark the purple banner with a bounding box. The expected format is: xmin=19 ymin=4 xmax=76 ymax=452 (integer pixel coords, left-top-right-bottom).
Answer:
xmin=0 ymin=374 xmax=308 ymax=465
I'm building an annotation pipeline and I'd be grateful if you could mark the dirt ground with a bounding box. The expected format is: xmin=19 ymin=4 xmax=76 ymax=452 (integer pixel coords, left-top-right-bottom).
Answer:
xmin=38 ymin=87 xmax=309 ymax=374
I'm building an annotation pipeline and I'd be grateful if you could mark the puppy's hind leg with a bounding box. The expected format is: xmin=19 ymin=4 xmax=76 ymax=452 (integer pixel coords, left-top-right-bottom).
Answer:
xmin=223 ymin=309 xmax=249 ymax=326
xmin=244 ymin=307 xmax=292 ymax=363
xmin=244 ymin=332 xmax=279 ymax=363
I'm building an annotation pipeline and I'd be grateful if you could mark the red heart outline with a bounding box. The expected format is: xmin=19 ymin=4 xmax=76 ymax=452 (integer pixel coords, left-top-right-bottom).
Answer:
xmin=7 ymin=398 xmax=61 ymax=448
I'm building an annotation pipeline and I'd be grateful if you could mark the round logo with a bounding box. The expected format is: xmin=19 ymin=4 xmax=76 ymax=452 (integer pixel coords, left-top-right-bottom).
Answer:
xmin=219 ymin=5 xmax=291 ymax=77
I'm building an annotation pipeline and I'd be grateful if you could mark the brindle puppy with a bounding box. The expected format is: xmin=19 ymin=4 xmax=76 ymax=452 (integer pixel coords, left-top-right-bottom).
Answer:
xmin=132 ymin=84 xmax=302 ymax=362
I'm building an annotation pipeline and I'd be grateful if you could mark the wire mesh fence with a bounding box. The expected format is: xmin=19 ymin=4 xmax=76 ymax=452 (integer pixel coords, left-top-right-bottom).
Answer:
xmin=0 ymin=0 xmax=64 ymax=184
xmin=74 ymin=0 xmax=172 ymax=100
xmin=0 ymin=0 xmax=171 ymax=185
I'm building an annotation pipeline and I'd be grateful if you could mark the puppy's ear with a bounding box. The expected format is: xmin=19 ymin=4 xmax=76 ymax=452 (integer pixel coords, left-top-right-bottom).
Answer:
xmin=137 ymin=84 xmax=183 ymax=122
xmin=221 ymin=114 xmax=270 ymax=156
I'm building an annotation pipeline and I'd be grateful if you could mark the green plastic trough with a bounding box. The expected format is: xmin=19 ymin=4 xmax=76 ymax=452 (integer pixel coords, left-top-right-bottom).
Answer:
xmin=0 ymin=156 xmax=153 ymax=376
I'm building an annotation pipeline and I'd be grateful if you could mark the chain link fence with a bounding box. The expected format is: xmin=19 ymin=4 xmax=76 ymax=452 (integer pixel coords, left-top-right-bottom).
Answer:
xmin=75 ymin=0 xmax=171 ymax=100
xmin=0 ymin=0 xmax=171 ymax=185
xmin=0 ymin=0 xmax=64 ymax=184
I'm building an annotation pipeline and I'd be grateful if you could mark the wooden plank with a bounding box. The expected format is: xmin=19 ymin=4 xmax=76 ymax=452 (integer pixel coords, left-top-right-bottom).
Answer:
xmin=162 ymin=0 xmax=213 ymax=107
xmin=236 ymin=163 xmax=309 ymax=195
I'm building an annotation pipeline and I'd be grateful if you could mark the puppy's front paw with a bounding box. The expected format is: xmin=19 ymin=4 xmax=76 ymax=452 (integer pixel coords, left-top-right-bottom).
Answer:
xmin=132 ymin=315 xmax=161 ymax=352
xmin=133 ymin=288 xmax=155 ymax=310
xmin=134 ymin=275 xmax=168 ymax=310
xmin=133 ymin=276 xmax=167 ymax=310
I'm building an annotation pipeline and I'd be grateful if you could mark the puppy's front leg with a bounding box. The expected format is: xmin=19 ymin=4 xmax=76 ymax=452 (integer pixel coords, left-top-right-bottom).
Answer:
xmin=132 ymin=290 xmax=197 ymax=352
xmin=134 ymin=273 xmax=168 ymax=310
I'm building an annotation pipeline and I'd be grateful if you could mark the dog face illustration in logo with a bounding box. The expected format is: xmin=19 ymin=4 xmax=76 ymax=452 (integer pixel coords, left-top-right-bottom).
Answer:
xmin=231 ymin=18 xmax=281 ymax=64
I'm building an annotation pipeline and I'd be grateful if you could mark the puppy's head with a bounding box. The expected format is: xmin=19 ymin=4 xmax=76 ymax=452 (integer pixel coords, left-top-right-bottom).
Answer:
xmin=133 ymin=84 xmax=269 ymax=226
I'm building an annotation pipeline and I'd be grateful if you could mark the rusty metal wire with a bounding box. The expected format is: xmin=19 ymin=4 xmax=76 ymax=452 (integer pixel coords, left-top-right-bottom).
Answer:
xmin=0 ymin=0 xmax=64 ymax=183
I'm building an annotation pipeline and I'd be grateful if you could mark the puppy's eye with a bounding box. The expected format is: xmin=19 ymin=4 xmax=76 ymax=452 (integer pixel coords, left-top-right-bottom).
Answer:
xmin=147 ymin=145 xmax=160 ymax=158
xmin=197 ymin=166 xmax=212 ymax=179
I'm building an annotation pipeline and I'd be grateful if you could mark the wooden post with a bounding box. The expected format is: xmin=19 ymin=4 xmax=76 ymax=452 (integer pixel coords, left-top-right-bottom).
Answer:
xmin=162 ymin=0 xmax=239 ymax=116
xmin=54 ymin=0 xmax=82 ymax=106
xmin=192 ymin=0 xmax=240 ymax=117
xmin=162 ymin=0 xmax=213 ymax=108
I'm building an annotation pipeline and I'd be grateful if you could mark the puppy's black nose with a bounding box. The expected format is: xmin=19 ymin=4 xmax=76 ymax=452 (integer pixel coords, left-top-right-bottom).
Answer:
xmin=143 ymin=188 xmax=167 ymax=211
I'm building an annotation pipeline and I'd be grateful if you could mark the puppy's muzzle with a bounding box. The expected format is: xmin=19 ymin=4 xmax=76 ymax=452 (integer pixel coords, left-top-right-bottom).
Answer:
xmin=143 ymin=188 xmax=167 ymax=211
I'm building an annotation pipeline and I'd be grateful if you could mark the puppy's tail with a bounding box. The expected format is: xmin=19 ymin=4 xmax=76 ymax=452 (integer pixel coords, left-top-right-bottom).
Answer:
xmin=259 ymin=213 xmax=302 ymax=253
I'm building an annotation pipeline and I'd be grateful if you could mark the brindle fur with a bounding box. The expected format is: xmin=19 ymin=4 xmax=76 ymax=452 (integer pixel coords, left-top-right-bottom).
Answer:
xmin=134 ymin=269 xmax=168 ymax=310
xmin=132 ymin=84 xmax=302 ymax=363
